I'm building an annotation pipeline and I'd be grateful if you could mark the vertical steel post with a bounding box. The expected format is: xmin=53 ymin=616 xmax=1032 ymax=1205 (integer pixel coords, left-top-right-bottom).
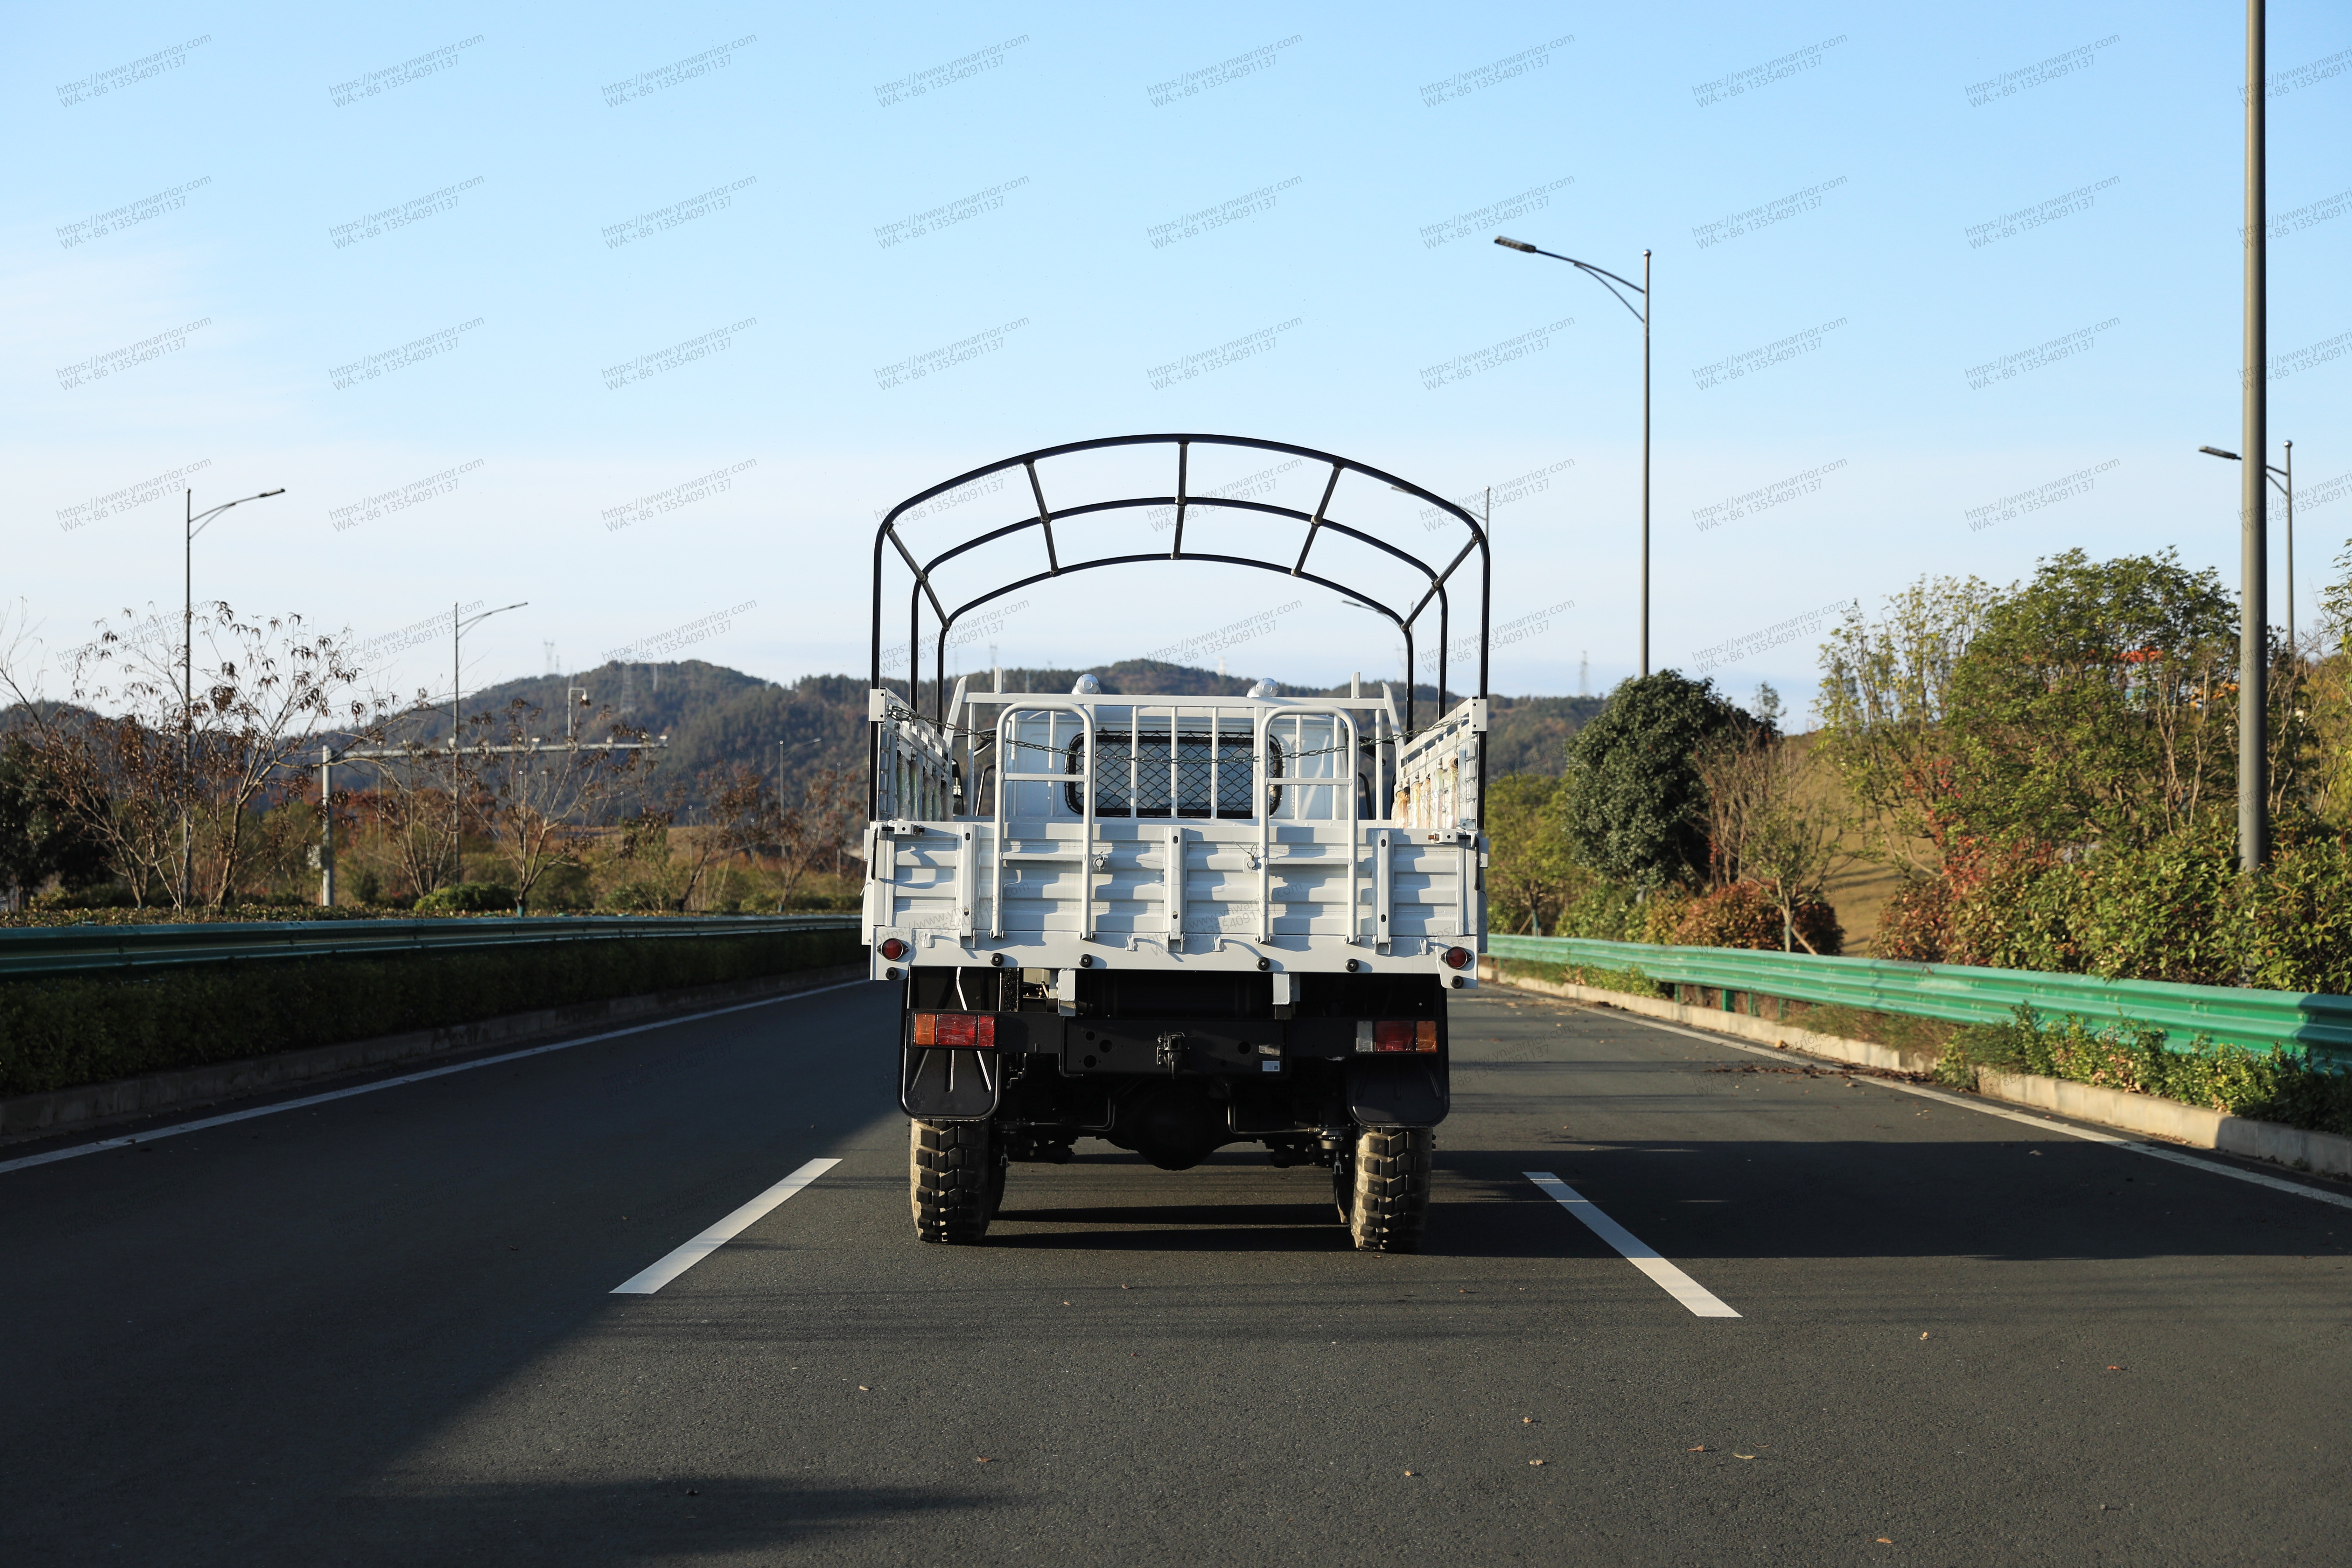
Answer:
xmin=452 ymin=602 xmax=463 ymax=886
xmin=181 ymin=490 xmax=194 ymax=905
xmin=1641 ymin=248 xmax=1652 ymax=679
xmin=318 ymin=743 xmax=335 ymax=907
xmin=2239 ymin=0 xmax=2268 ymax=872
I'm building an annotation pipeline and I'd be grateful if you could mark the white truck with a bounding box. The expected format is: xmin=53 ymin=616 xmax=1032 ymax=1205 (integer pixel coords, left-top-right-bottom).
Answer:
xmin=865 ymin=434 xmax=1492 ymax=1251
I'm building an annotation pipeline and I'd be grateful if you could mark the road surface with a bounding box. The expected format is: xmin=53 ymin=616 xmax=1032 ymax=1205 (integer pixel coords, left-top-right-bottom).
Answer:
xmin=6 ymin=979 xmax=2348 ymax=1564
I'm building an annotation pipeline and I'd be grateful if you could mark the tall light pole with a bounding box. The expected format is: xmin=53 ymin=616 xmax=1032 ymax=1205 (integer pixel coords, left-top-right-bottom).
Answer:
xmin=449 ymin=600 xmax=526 ymax=885
xmin=1496 ymin=236 xmax=1650 ymax=675
xmin=2198 ymin=440 xmax=2294 ymax=647
xmin=2238 ymin=0 xmax=2269 ymax=873
xmin=181 ymin=485 xmax=285 ymax=904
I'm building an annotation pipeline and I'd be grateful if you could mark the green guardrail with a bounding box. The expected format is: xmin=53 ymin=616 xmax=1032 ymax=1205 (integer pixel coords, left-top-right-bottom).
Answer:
xmin=1485 ymin=933 xmax=2352 ymax=1065
xmin=0 ymin=913 xmax=860 ymax=980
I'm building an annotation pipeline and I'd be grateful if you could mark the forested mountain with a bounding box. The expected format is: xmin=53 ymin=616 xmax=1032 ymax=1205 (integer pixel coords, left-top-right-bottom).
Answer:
xmin=402 ymin=659 xmax=1605 ymax=812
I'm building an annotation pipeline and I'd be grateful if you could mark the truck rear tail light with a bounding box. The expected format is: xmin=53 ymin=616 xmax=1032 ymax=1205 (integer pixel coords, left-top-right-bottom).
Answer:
xmin=1442 ymin=945 xmax=1473 ymax=970
xmin=912 ymin=1013 xmax=995 ymax=1048
xmin=878 ymin=937 xmax=909 ymax=961
xmin=1372 ymin=1020 xmax=1439 ymax=1054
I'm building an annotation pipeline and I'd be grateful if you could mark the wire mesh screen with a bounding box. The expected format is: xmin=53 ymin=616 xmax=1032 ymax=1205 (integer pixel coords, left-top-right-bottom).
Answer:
xmin=1066 ymin=728 xmax=1283 ymax=818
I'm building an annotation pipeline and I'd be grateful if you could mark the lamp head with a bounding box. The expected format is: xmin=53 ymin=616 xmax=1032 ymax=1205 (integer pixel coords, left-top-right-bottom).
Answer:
xmin=2198 ymin=446 xmax=2242 ymax=462
xmin=1494 ymin=236 xmax=1538 ymax=253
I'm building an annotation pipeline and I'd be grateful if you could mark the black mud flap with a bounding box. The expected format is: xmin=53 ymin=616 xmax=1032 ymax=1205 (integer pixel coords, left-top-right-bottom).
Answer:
xmin=1344 ymin=1058 xmax=1449 ymax=1126
xmin=900 ymin=1048 xmax=1001 ymax=1121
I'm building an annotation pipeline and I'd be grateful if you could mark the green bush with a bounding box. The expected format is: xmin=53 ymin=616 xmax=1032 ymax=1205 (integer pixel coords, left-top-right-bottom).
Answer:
xmin=1670 ymin=880 xmax=1844 ymax=955
xmin=415 ymin=881 xmax=517 ymax=914
xmin=1492 ymin=955 xmax=1669 ymax=1001
xmin=1937 ymin=1004 xmax=2352 ymax=1137
xmin=0 ymin=926 xmax=859 ymax=1097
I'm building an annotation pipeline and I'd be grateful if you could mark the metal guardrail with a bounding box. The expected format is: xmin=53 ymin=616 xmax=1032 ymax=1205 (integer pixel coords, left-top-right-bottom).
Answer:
xmin=0 ymin=914 xmax=860 ymax=980
xmin=1486 ymin=934 xmax=2352 ymax=1064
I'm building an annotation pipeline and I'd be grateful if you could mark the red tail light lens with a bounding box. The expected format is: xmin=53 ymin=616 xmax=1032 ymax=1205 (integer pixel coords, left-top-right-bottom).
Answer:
xmin=878 ymin=938 xmax=909 ymax=961
xmin=1373 ymin=1020 xmax=1440 ymax=1054
xmin=912 ymin=1013 xmax=995 ymax=1048
xmin=1442 ymin=945 xmax=1473 ymax=970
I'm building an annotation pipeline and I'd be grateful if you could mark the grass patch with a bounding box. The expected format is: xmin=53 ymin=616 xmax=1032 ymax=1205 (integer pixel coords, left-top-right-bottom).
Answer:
xmin=1935 ymin=1006 xmax=2352 ymax=1138
xmin=0 ymin=927 xmax=858 ymax=1098
xmin=1490 ymin=956 xmax=1669 ymax=1001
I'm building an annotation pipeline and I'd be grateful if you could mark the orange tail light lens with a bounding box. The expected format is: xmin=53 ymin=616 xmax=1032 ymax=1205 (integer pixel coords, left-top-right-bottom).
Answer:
xmin=912 ymin=1013 xmax=995 ymax=1048
xmin=1371 ymin=1020 xmax=1437 ymax=1054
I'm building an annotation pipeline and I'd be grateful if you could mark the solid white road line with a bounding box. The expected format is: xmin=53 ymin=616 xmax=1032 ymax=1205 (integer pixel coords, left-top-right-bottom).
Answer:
xmin=1523 ymin=1171 xmax=1742 ymax=1318
xmin=1580 ymin=1003 xmax=2352 ymax=1214
xmin=0 ymin=979 xmax=876 ymax=1178
xmin=612 ymin=1158 xmax=841 ymax=1294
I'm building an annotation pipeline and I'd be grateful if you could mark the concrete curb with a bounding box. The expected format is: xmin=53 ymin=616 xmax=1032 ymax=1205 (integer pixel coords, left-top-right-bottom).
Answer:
xmin=0 ymin=962 xmax=868 ymax=1143
xmin=1483 ymin=958 xmax=2352 ymax=1180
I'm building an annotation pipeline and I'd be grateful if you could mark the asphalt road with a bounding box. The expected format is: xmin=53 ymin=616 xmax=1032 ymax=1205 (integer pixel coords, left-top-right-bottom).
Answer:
xmin=7 ymin=980 xmax=2351 ymax=1566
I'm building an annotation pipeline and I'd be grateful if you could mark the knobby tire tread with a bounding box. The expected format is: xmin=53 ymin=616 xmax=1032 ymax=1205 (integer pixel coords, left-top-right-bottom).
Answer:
xmin=1346 ymin=1126 xmax=1433 ymax=1252
xmin=910 ymin=1119 xmax=996 ymax=1244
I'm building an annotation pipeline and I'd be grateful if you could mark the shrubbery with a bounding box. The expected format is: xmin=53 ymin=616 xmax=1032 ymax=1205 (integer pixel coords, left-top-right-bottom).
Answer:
xmin=1877 ymin=828 xmax=2352 ymax=993
xmin=1669 ymin=880 xmax=1843 ymax=954
xmin=0 ymin=925 xmax=859 ymax=1097
xmin=414 ymin=881 xmax=517 ymax=914
xmin=1937 ymin=1005 xmax=2352 ymax=1137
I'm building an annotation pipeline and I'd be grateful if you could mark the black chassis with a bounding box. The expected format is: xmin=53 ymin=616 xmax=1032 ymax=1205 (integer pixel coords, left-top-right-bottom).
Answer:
xmin=896 ymin=964 xmax=1451 ymax=1162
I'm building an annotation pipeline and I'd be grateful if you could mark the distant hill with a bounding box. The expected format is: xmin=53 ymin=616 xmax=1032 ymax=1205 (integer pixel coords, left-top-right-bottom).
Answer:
xmin=354 ymin=657 xmax=1604 ymax=813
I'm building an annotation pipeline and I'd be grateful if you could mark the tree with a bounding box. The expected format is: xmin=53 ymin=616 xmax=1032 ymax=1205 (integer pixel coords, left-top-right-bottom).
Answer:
xmin=771 ymin=764 xmax=862 ymax=907
xmin=1940 ymin=549 xmax=2235 ymax=851
xmin=1560 ymin=671 xmax=1757 ymax=888
xmin=1483 ymin=773 xmax=1576 ymax=934
xmin=0 ymin=733 xmax=107 ymax=909
xmin=471 ymin=699 xmax=648 ymax=913
xmin=1694 ymin=729 xmax=1855 ymax=952
xmin=1816 ymin=573 xmax=2000 ymax=878
xmin=0 ymin=601 xmax=397 ymax=907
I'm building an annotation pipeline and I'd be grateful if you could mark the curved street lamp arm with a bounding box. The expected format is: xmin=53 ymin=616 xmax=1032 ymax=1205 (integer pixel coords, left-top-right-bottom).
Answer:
xmin=1494 ymin=237 xmax=1646 ymax=322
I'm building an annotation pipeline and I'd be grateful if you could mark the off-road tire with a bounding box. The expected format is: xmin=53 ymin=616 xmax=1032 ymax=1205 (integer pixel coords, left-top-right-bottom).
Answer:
xmin=910 ymin=1119 xmax=995 ymax=1244
xmin=1342 ymin=1126 xmax=1433 ymax=1253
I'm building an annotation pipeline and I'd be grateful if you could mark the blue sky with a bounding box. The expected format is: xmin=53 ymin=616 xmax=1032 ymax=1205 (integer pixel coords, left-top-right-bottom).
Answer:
xmin=6 ymin=2 xmax=2348 ymax=718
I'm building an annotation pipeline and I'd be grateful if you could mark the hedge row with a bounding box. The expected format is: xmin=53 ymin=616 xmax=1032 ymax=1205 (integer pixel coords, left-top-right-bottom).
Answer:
xmin=0 ymin=927 xmax=860 ymax=1098
xmin=1491 ymin=957 xmax=2352 ymax=1139
xmin=1937 ymin=1008 xmax=2352 ymax=1138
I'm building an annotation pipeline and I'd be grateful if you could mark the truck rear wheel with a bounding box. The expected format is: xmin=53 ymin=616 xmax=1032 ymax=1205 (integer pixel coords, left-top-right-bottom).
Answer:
xmin=1336 ymin=1126 xmax=1433 ymax=1253
xmin=909 ymin=1119 xmax=996 ymax=1244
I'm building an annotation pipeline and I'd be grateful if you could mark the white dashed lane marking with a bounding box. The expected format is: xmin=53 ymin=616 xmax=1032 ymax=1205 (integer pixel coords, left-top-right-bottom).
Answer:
xmin=611 ymin=1158 xmax=841 ymax=1295
xmin=1524 ymin=1171 xmax=1742 ymax=1318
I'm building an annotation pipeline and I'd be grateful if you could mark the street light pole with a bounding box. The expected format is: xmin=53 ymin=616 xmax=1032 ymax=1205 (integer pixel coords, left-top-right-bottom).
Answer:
xmin=448 ymin=600 xmax=527 ymax=886
xmin=2239 ymin=0 xmax=2269 ymax=873
xmin=180 ymin=485 xmax=285 ymax=905
xmin=1495 ymin=236 xmax=1650 ymax=675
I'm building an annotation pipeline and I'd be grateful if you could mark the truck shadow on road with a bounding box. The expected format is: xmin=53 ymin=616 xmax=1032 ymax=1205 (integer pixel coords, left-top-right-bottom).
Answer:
xmin=340 ymin=1476 xmax=993 ymax=1563
xmin=978 ymin=1139 xmax=2350 ymax=1263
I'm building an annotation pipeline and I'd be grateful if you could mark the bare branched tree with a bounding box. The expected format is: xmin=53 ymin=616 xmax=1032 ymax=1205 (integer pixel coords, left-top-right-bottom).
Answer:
xmin=0 ymin=601 xmax=397 ymax=907
xmin=472 ymin=699 xmax=648 ymax=913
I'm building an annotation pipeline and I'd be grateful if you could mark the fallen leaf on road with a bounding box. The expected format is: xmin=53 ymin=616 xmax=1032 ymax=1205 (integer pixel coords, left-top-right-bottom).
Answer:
xmin=1403 ymin=1470 xmax=1417 ymax=1477
xmin=857 ymin=1386 xmax=868 ymax=1392
xmin=975 ymin=1457 xmax=991 ymax=1463
xmin=1920 ymin=1332 xmax=1930 ymax=1339
xmin=1688 ymin=1446 xmax=1706 ymax=1452
xmin=1528 ymin=1459 xmax=1546 ymax=1466
xmin=1523 ymin=1417 xmax=1535 ymax=1425
xmin=1734 ymin=1453 xmax=1755 ymax=1460
xmin=1876 ymin=1538 xmax=1893 ymax=1545
xmin=2107 ymin=1365 xmax=2123 ymax=1371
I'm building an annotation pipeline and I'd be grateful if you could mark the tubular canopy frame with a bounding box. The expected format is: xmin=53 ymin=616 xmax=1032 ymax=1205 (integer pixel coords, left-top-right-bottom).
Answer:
xmin=869 ymin=434 xmax=1493 ymax=733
